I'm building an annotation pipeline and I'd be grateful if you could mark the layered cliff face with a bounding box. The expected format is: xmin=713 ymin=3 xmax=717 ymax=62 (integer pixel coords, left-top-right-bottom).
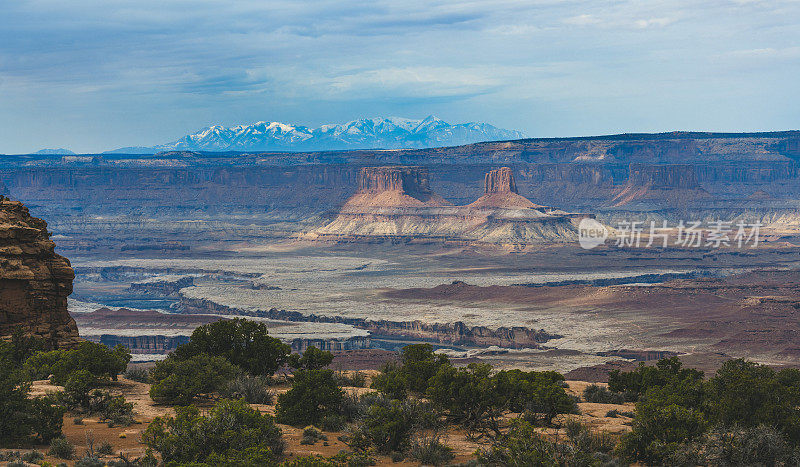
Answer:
xmin=310 ymin=166 xmax=586 ymax=245
xmin=0 ymin=197 xmax=80 ymax=348
xmin=610 ymin=164 xmax=712 ymax=208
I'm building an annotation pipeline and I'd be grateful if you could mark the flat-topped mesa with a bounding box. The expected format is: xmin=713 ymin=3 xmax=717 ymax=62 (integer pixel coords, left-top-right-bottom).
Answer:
xmin=484 ymin=167 xmax=518 ymax=194
xmin=0 ymin=197 xmax=80 ymax=349
xmin=344 ymin=166 xmax=451 ymax=208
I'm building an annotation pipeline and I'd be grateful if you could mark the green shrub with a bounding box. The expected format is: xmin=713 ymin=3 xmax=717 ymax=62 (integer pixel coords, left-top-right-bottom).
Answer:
xmin=705 ymin=359 xmax=800 ymax=441
xmin=0 ymin=330 xmax=47 ymax=368
xmin=583 ymin=384 xmax=626 ymax=404
xmin=63 ymin=369 xmax=98 ymax=409
xmin=48 ymin=437 xmax=76 ymax=460
xmin=142 ymin=399 xmax=284 ymax=465
xmin=289 ymin=346 xmax=334 ymax=371
xmin=347 ymin=399 xmax=418 ymax=454
xmin=122 ymin=366 xmax=150 ymax=383
xmin=320 ymin=414 xmax=347 ymax=432
xmin=220 ymin=374 xmax=273 ymax=404
xmin=301 ymin=426 xmax=328 ymax=445
xmin=1 ymin=353 xmax=64 ymax=446
xmin=428 ymin=362 xmax=501 ymax=437
xmin=149 ymin=352 xmax=238 ymax=405
xmin=608 ymin=357 xmax=703 ymax=401
xmin=0 ymin=364 xmax=64 ymax=446
xmin=478 ymin=420 xmax=560 ymax=465
xmin=617 ymin=357 xmax=800 ymax=464
xmin=24 ymin=342 xmax=131 ymax=385
xmin=493 ymin=369 xmax=578 ymax=427
xmin=371 ymin=344 xmax=449 ymax=399
xmin=408 ymin=434 xmax=455 ymax=466
xmin=173 ymin=318 xmax=291 ymax=376
xmin=701 ymin=424 xmax=793 ymax=466
xmin=95 ymin=392 xmax=135 ymax=427
xmin=276 ymin=369 xmax=343 ymax=426
xmin=480 ymin=419 xmax=621 ymax=466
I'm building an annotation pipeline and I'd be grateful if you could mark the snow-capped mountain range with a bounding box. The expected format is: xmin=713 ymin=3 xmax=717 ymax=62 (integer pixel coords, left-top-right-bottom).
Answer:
xmin=110 ymin=116 xmax=526 ymax=153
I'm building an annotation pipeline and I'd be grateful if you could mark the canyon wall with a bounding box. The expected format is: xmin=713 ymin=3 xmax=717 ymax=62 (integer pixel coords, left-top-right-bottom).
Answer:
xmin=0 ymin=197 xmax=80 ymax=348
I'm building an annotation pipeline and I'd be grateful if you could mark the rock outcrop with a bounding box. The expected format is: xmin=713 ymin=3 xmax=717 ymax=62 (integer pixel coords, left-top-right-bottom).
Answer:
xmin=469 ymin=167 xmax=548 ymax=210
xmin=484 ymin=167 xmax=518 ymax=194
xmin=0 ymin=197 xmax=80 ymax=348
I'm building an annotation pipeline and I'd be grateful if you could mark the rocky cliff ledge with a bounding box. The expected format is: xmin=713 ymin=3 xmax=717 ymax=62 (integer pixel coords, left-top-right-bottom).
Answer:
xmin=0 ymin=197 xmax=80 ymax=348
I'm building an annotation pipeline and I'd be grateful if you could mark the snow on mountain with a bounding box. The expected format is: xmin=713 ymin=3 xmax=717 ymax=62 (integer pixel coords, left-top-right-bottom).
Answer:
xmin=138 ymin=116 xmax=525 ymax=153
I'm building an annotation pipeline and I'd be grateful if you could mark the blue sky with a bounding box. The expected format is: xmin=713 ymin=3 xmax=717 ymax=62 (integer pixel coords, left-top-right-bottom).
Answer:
xmin=0 ymin=0 xmax=799 ymax=153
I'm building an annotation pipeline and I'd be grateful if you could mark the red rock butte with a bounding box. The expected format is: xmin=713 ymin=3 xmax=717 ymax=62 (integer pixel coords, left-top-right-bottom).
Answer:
xmin=469 ymin=167 xmax=548 ymax=210
xmin=311 ymin=166 xmax=592 ymax=245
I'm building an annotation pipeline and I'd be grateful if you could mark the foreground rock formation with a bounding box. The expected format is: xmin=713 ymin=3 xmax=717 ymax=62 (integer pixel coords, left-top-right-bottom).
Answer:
xmin=0 ymin=197 xmax=80 ymax=348
xmin=309 ymin=166 xmax=588 ymax=245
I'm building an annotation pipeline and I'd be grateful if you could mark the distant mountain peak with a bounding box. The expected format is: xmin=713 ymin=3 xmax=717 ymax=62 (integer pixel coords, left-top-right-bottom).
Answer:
xmin=34 ymin=148 xmax=76 ymax=155
xmin=113 ymin=116 xmax=526 ymax=153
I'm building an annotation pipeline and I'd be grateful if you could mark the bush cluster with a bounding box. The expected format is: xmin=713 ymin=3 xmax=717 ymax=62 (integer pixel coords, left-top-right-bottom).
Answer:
xmin=583 ymin=384 xmax=626 ymax=404
xmin=23 ymin=341 xmax=131 ymax=385
xmin=1 ymin=337 xmax=65 ymax=446
xmin=142 ymin=398 xmax=284 ymax=466
xmin=616 ymin=357 xmax=800 ymax=465
xmin=147 ymin=318 xmax=291 ymax=405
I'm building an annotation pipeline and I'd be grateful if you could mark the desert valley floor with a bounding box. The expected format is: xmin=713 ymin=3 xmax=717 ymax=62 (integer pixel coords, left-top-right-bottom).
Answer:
xmin=66 ymin=237 xmax=800 ymax=375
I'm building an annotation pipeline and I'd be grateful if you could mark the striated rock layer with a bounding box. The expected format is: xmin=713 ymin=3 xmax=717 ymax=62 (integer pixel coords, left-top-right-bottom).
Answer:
xmin=310 ymin=166 xmax=589 ymax=245
xmin=0 ymin=197 xmax=80 ymax=348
